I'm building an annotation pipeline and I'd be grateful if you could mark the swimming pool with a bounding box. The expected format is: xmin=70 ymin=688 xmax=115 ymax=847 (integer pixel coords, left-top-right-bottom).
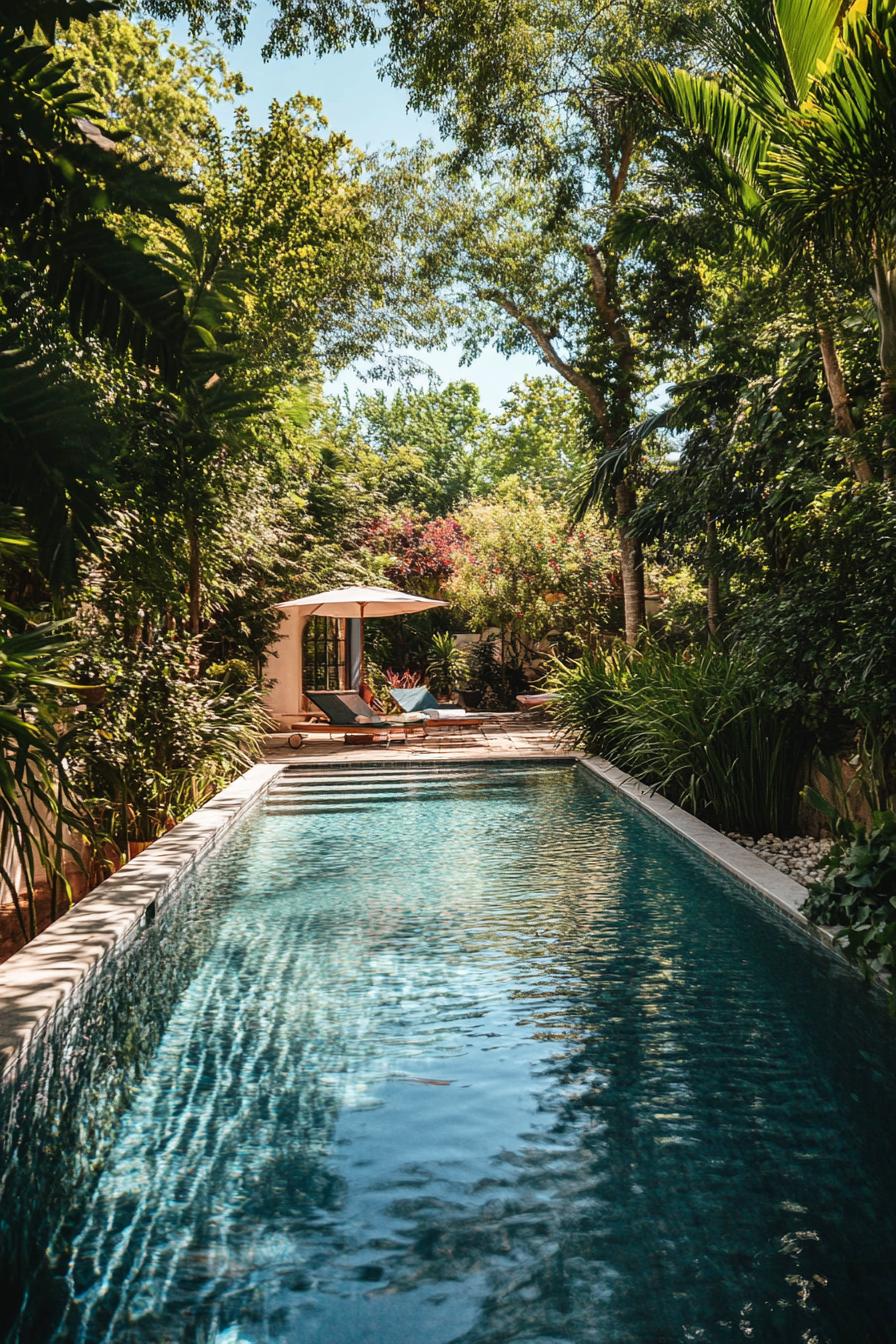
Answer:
xmin=3 ymin=761 xmax=896 ymax=1342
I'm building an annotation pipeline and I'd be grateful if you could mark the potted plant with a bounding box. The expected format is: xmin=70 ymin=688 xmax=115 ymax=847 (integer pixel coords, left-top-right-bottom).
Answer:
xmin=425 ymin=632 xmax=469 ymax=702
xmin=463 ymin=636 xmax=499 ymax=708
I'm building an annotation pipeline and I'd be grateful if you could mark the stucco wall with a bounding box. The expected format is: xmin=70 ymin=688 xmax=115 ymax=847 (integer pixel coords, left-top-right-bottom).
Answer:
xmin=263 ymin=608 xmax=304 ymax=726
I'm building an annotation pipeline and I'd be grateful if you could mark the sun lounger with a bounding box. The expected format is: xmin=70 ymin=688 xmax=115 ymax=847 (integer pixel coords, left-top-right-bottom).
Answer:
xmin=389 ymin=687 xmax=487 ymax=727
xmin=298 ymin=691 xmax=428 ymax=745
xmin=516 ymin=693 xmax=555 ymax=710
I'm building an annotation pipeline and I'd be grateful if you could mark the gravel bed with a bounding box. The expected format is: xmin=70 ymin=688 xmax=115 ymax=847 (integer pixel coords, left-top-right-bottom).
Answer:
xmin=725 ymin=832 xmax=832 ymax=887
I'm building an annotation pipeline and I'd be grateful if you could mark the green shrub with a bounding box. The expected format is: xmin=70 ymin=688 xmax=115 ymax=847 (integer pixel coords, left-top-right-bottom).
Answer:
xmin=547 ymin=641 xmax=808 ymax=836
xmin=72 ymin=639 xmax=271 ymax=848
xmin=803 ymin=790 xmax=896 ymax=995
xmin=205 ymin=657 xmax=255 ymax=690
xmin=735 ymin=484 xmax=896 ymax=759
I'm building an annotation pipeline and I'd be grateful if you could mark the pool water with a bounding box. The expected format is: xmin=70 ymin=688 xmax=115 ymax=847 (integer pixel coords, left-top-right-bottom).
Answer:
xmin=8 ymin=762 xmax=896 ymax=1342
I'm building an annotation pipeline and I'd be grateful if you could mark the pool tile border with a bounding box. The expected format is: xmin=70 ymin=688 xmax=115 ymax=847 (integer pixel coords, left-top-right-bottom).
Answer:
xmin=0 ymin=762 xmax=284 ymax=1082
xmin=579 ymin=756 xmax=837 ymax=951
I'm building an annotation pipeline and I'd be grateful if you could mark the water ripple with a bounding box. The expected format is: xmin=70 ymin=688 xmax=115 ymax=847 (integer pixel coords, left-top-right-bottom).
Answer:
xmin=9 ymin=764 xmax=896 ymax=1343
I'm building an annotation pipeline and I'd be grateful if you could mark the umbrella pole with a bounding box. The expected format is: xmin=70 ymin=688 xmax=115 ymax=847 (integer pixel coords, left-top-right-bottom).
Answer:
xmin=359 ymin=604 xmax=366 ymax=690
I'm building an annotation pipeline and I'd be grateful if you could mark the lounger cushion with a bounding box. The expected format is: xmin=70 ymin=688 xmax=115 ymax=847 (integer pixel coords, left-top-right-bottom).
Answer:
xmin=391 ymin=687 xmax=447 ymax=712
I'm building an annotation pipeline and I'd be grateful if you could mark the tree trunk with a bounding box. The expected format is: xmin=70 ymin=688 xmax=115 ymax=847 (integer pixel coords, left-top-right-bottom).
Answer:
xmin=485 ymin=237 xmax=648 ymax=640
xmin=187 ymin=515 xmax=201 ymax=639
xmin=817 ymin=322 xmax=874 ymax=482
xmin=870 ymin=249 xmax=896 ymax=484
xmin=616 ymin=480 xmax=645 ymax=644
xmin=881 ymin=375 xmax=896 ymax=483
xmin=705 ymin=513 xmax=720 ymax=636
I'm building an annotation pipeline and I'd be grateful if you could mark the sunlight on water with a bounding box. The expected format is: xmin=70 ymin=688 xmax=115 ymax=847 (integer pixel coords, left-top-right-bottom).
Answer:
xmin=7 ymin=763 xmax=896 ymax=1342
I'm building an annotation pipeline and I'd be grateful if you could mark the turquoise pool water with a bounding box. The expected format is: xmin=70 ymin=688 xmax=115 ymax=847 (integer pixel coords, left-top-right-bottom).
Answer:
xmin=6 ymin=762 xmax=896 ymax=1342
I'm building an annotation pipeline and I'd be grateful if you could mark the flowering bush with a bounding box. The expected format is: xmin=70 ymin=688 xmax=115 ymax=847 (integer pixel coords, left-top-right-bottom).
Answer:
xmin=446 ymin=481 xmax=617 ymax=658
xmin=362 ymin=513 xmax=467 ymax=591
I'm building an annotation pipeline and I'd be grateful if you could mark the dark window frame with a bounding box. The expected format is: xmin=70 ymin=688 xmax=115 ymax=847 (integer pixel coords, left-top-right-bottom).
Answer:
xmin=302 ymin=616 xmax=346 ymax=692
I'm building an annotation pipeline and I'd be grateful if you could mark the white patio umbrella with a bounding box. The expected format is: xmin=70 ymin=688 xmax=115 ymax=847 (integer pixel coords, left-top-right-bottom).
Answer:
xmin=275 ymin=585 xmax=446 ymax=687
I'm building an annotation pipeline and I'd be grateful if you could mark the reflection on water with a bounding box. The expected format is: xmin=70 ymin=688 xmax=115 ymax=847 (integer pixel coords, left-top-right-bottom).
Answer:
xmin=6 ymin=763 xmax=896 ymax=1343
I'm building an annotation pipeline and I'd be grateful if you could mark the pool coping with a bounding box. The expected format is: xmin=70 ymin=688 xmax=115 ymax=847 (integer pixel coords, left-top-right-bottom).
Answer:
xmin=579 ymin=757 xmax=837 ymax=952
xmin=0 ymin=762 xmax=284 ymax=1083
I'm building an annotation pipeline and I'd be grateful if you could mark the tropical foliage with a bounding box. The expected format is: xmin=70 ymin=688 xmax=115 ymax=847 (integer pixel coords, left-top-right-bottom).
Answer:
xmin=446 ymin=484 xmax=618 ymax=663
xmin=0 ymin=606 xmax=83 ymax=941
xmin=425 ymin=632 xmax=469 ymax=700
xmin=5 ymin=0 xmax=896 ymax=964
xmin=804 ymin=791 xmax=896 ymax=996
xmin=548 ymin=642 xmax=808 ymax=836
xmin=70 ymin=639 xmax=268 ymax=852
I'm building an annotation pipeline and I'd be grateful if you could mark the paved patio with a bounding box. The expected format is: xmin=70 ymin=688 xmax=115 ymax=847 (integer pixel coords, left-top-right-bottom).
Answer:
xmin=264 ymin=714 xmax=573 ymax=765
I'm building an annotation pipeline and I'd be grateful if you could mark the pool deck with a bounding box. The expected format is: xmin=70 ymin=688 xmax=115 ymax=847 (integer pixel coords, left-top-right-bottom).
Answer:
xmin=264 ymin=713 xmax=569 ymax=765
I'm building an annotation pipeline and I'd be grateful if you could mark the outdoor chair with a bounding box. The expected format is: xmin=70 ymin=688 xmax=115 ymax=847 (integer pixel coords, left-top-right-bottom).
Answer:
xmin=389 ymin=687 xmax=489 ymax=728
xmin=291 ymin=690 xmax=428 ymax=746
xmin=516 ymin=693 xmax=555 ymax=711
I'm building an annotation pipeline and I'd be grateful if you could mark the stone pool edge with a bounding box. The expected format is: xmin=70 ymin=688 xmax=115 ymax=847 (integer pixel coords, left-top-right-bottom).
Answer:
xmin=0 ymin=761 xmax=284 ymax=1083
xmin=579 ymin=756 xmax=837 ymax=952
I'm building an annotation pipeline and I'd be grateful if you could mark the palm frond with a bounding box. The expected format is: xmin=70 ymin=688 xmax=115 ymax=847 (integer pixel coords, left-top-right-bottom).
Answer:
xmin=571 ymin=373 xmax=735 ymax=523
xmin=571 ymin=436 xmax=638 ymax=522
xmin=608 ymin=60 xmax=770 ymax=194
xmin=763 ymin=0 xmax=896 ymax=259
xmin=0 ymin=30 xmax=190 ymax=381
xmin=54 ymin=220 xmax=187 ymax=381
xmin=770 ymin=0 xmax=845 ymax=101
xmin=0 ymin=347 xmax=110 ymax=583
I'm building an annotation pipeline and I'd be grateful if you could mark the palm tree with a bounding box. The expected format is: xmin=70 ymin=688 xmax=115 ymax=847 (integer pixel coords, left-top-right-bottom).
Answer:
xmin=607 ymin=0 xmax=891 ymax=483
xmin=0 ymin=23 xmax=188 ymax=378
xmin=763 ymin=0 xmax=896 ymax=477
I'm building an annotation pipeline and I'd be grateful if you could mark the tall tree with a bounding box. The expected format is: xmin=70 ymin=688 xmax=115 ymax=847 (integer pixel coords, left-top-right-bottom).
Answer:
xmin=377 ymin=131 xmax=701 ymax=641
xmin=607 ymin=0 xmax=896 ymax=483
xmin=373 ymin=0 xmax=714 ymax=641
xmin=352 ymin=380 xmax=488 ymax=515
xmin=476 ymin=376 xmax=586 ymax=500
xmin=59 ymin=9 xmax=245 ymax=176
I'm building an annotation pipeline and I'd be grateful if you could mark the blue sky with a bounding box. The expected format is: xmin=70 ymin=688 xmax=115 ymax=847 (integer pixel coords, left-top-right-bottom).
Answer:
xmin=166 ymin=2 xmax=544 ymax=412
